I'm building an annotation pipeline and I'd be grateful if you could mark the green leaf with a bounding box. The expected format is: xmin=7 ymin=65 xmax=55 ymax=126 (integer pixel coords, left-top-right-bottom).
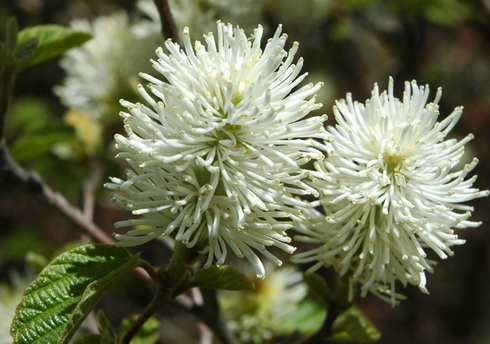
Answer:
xmin=14 ymin=37 xmax=39 ymax=62
xmin=277 ymin=296 xmax=326 ymax=335
xmin=0 ymin=41 xmax=14 ymax=64
xmin=10 ymin=244 xmax=139 ymax=344
xmin=11 ymin=130 xmax=73 ymax=162
xmin=25 ymin=251 xmax=49 ymax=273
xmin=72 ymin=334 xmax=105 ymax=344
xmin=165 ymin=242 xmax=201 ymax=289
xmin=96 ymin=310 xmax=119 ymax=344
xmin=303 ymin=273 xmax=332 ymax=306
xmin=16 ymin=25 xmax=91 ymax=70
xmin=425 ymin=0 xmax=471 ymax=25
xmin=330 ymin=306 xmax=381 ymax=342
xmin=119 ymin=314 xmax=160 ymax=344
xmin=5 ymin=17 xmax=19 ymax=50
xmin=191 ymin=265 xmax=254 ymax=290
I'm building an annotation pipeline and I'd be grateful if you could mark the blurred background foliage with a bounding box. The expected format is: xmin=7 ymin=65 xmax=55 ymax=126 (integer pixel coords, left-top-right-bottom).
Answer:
xmin=1 ymin=0 xmax=490 ymax=343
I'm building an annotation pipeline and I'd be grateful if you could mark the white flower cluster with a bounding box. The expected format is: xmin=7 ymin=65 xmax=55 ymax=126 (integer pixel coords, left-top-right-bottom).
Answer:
xmin=103 ymin=16 xmax=487 ymax=298
xmin=294 ymin=78 xmax=488 ymax=304
xmin=106 ymin=22 xmax=326 ymax=277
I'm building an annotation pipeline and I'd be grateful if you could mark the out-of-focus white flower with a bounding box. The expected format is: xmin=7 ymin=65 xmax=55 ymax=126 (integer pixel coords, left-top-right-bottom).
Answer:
xmin=106 ymin=22 xmax=326 ymax=277
xmin=54 ymin=10 xmax=162 ymax=122
xmin=219 ymin=263 xmax=307 ymax=344
xmin=136 ymin=0 xmax=265 ymax=39
xmin=294 ymin=78 xmax=488 ymax=304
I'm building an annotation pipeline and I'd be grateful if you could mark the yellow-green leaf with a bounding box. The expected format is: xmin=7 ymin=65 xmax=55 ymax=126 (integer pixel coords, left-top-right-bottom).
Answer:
xmin=17 ymin=24 xmax=91 ymax=70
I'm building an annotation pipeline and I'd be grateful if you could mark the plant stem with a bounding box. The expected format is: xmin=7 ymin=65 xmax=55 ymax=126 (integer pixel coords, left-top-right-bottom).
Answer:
xmin=193 ymin=288 xmax=240 ymax=344
xmin=137 ymin=258 xmax=164 ymax=285
xmin=0 ymin=65 xmax=16 ymax=138
xmin=296 ymin=275 xmax=352 ymax=344
xmin=82 ymin=159 xmax=104 ymax=221
xmin=153 ymin=0 xmax=180 ymax=43
xmin=121 ymin=285 xmax=170 ymax=344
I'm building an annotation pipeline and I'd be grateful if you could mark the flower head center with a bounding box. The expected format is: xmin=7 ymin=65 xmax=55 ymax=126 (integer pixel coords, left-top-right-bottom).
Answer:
xmin=382 ymin=152 xmax=404 ymax=174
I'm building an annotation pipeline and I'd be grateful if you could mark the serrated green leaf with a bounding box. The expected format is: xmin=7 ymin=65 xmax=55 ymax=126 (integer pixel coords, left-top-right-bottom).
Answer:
xmin=59 ymin=251 xmax=140 ymax=343
xmin=10 ymin=244 xmax=139 ymax=344
xmin=14 ymin=37 xmax=39 ymax=62
xmin=119 ymin=315 xmax=160 ymax=344
xmin=16 ymin=25 xmax=91 ymax=70
xmin=330 ymin=306 xmax=381 ymax=342
xmin=191 ymin=265 xmax=253 ymax=290
xmin=303 ymin=273 xmax=332 ymax=306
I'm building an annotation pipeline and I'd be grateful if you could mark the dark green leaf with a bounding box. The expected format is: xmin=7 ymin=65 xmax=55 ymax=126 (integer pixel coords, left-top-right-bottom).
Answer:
xmin=10 ymin=244 xmax=139 ymax=344
xmin=96 ymin=310 xmax=119 ymax=344
xmin=330 ymin=306 xmax=381 ymax=342
xmin=5 ymin=17 xmax=18 ymax=50
xmin=72 ymin=334 xmax=104 ymax=344
xmin=165 ymin=242 xmax=201 ymax=288
xmin=119 ymin=315 xmax=160 ymax=344
xmin=17 ymin=25 xmax=91 ymax=70
xmin=191 ymin=265 xmax=253 ymax=290
xmin=303 ymin=273 xmax=332 ymax=306
xmin=59 ymin=249 xmax=140 ymax=343
xmin=14 ymin=37 xmax=39 ymax=62
xmin=0 ymin=41 xmax=14 ymax=64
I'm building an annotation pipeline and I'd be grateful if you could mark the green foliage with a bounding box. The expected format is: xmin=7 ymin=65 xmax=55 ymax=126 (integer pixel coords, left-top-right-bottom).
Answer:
xmin=64 ymin=109 xmax=103 ymax=156
xmin=331 ymin=306 xmax=381 ymax=342
xmin=0 ymin=41 xmax=13 ymax=64
xmin=0 ymin=17 xmax=18 ymax=65
xmin=190 ymin=265 xmax=254 ymax=290
xmin=5 ymin=17 xmax=18 ymax=50
xmin=12 ymin=130 xmax=74 ymax=162
xmin=424 ymin=0 xmax=471 ymax=25
xmin=6 ymin=96 xmax=74 ymax=163
xmin=72 ymin=311 xmax=120 ymax=344
xmin=119 ymin=314 xmax=160 ymax=344
xmin=279 ymin=296 xmax=326 ymax=335
xmin=303 ymin=273 xmax=333 ymax=306
xmin=14 ymin=37 xmax=39 ymax=63
xmin=10 ymin=244 xmax=139 ymax=344
xmin=96 ymin=310 xmax=119 ymax=344
xmin=72 ymin=334 xmax=108 ymax=344
xmin=390 ymin=0 xmax=472 ymax=25
xmin=16 ymin=24 xmax=92 ymax=70
xmin=0 ymin=226 xmax=51 ymax=262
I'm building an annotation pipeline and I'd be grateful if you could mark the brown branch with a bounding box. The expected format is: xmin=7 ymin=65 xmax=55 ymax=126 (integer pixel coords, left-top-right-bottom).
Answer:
xmin=121 ymin=285 xmax=170 ymax=344
xmin=0 ymin=140 xmax=115 ymax=244
xmin=153 ymin=0 xmax=180 ymax=43
xmin=82 ymin=160 xmax=105 ymax=222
